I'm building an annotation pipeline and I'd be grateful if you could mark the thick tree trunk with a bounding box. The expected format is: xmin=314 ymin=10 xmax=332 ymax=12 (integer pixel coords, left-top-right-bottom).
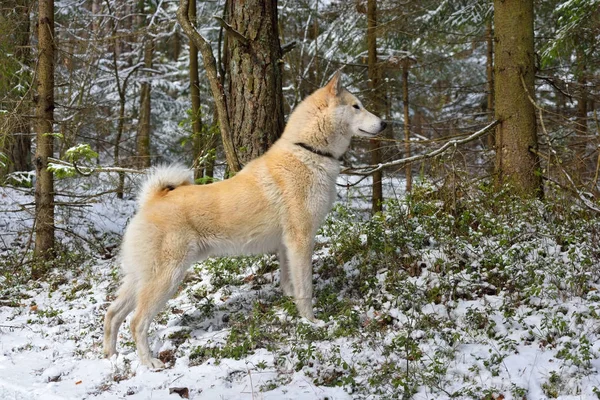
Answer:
xmin=136 ymin=39 xmax=153 ymax=168
xmin=225 ymin=0 xmax=284 ymax=166
xmin=33 ymin=0 xmax=55 ymax=269
xmin=367 ymin=0 xmax=383 ymax=213
xmin=493 ymin=0 xmax=542 ymax=197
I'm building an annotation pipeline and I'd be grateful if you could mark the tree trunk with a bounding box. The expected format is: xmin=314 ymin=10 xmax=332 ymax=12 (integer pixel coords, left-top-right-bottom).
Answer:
xmin=189 ymin=0 xmax=204 ymax=181
xmin=367 ymin=0 xmax=383 ymax=213
xmin=1 ymin=0 xmax=32 ymax=177
xmin=402 ymin=58 xmax=412 ymax=194
xmin=225 ymin=0 xmax=285 ymax=166
xmin=177 ymin=0 xmax=241 ymax=173
xmin=493 ymin=0 xmax=542 ymax=197
xmin=575 ymin=47 xmax=587 ymax=135
xmin=33 ymin=0 xmax=55 ymax=270
xmin=136 ymin=39 xmax=153 ymax=168
xmin=112 ymin=38 xmax=126 ymax=199
xmin=486 ymin=19 xmax=495 ymax=150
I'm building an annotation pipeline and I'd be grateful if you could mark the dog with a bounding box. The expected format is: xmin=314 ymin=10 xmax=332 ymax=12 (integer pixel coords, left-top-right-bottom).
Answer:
xmin=103 ymin=71 xmax=387 ymax=368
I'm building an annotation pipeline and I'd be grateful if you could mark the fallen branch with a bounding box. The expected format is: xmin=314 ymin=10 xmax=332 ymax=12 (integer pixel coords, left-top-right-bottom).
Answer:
xmin=343 ymin=119 xmax=500 ymax=175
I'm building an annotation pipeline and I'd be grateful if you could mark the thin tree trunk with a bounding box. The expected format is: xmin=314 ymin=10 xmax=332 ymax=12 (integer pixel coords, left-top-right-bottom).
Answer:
xmin=33 ymin=0 xmax=55 ymax=270
xmin=493 ymin=0 xmax=542 ymax=197
xmin=402 ymin=58 xmax=412 ymax=193
xmin=177 ymin=0 xmax=241 ymax=173
xmin=225 ymin=0 xmax=285 ymax=166
xmin=571 ymin=47 xmax=589 ymax=183
xmin=1 ymin=0 xmax=32 ymax=177
xmin=106 ymin=1 xmax=129 ymax=199
xmin=486 ymin=19 xmax=495 ymax=149
xmin=189 ymin=0 xmax=204 ymax=181
xmin=575 ymin=47 xmax=587 ymax=135
xmin=112 ymin=40 xmax=126 ymax=199
xmin=136 ymin=39 xmax=153 ymax=168
xmin=367 ymin=0 xmax=383 ymax=212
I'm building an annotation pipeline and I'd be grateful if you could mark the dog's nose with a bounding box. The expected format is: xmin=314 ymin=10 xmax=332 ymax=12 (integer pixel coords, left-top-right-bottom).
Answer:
xmin=380 ymin=120 xmax=387 ymax=131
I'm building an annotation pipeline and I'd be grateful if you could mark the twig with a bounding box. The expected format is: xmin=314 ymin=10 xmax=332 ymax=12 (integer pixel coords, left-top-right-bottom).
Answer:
xmin=72 ymin=160 xmax=93 ymax=177
xmin=343 ymin=120 xmax=500 ymax=175
xmin=535 ymin=74 xmax=574 ymax=102
xmin=281 ymin=41 xmax=297 ymax=55
xmin=213 ymin=16 xmax=249 ymax=46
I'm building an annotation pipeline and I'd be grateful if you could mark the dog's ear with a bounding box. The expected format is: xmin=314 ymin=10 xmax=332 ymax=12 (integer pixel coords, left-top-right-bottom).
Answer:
xmin=324 ymin=70 xmax=343 ymax=97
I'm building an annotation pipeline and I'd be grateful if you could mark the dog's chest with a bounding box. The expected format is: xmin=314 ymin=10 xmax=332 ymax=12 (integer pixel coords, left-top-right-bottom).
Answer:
xmin=306 ymin=165 xmax=338 ymax=223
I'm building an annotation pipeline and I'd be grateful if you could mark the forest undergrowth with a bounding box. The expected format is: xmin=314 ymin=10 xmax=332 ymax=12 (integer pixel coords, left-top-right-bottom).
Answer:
xmin=1 ymin=180 xmax=600 ymax=399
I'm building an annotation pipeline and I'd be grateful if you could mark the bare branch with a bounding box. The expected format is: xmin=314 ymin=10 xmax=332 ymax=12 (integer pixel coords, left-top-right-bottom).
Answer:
xmin=344 ymin=120 xmax=501 ymax=175
xmin=48 ymin=158 xmax=144 ymax=174
xmin=213 ymin=16 xmax=249 ymax=46
xmin=281 ymin=41 xmax=297 ymax=55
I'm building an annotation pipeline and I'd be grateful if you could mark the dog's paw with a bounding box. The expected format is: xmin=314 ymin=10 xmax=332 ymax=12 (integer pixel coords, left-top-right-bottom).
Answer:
xmin=141 ymin=357 xmax=165 ymax=370
xmin=300 ymin=316 xmax=332 ymax=328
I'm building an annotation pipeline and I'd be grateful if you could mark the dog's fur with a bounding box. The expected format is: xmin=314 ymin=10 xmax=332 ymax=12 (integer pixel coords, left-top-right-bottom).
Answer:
xmin=103 ymin=72 xmax=386 ymax=368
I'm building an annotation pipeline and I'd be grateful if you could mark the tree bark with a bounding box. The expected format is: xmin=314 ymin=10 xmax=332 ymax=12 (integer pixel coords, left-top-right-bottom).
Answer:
xmin=493 ymin=0 xmax=542 ymax=197
xmin=402 ymin=58 xmax=412 ymax=194
xmin=367 ymin=0 xmax=383 ymax=213
xmin=486 ymin=19 xmax=495 ymax=149
xmin=575 ymin=47 xmax=587 ymax=135
xmin=136 ymin=38 xmax=153 ymax=168
xmin=33 ymin=0 xmax=55 ymax=269
xmin=225 ymin=0 xmax=285 ymax=166
xmin=189 ymin=0 xmax=204 ymax=181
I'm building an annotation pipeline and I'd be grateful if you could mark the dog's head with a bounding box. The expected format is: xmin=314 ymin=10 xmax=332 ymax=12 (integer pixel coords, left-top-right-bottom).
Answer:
xmin=322 ymin=71 xmax=387 ymax=138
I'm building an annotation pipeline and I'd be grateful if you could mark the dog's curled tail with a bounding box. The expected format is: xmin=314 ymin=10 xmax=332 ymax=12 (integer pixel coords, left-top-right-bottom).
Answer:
xmin=137 ymin=164 xmax=192 ymax=207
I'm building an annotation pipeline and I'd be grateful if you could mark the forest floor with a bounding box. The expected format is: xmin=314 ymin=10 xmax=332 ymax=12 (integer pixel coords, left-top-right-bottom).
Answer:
xmin=1 ymin=175 xmax=600 ymax=399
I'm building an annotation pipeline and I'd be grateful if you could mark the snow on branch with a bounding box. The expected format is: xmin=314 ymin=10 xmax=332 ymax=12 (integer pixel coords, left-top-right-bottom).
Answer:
xmin=344 ymin=119 xmax=500 ymax=175
xmin=48 ymin=158 xmax=144 ymax=176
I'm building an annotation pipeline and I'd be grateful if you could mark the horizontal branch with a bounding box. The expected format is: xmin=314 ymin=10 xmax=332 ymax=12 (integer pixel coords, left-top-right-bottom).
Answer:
xmin=48 ymin=158 xmax=144 ymax=175
xmin=343 ymin=119 xmax=500 ymax=176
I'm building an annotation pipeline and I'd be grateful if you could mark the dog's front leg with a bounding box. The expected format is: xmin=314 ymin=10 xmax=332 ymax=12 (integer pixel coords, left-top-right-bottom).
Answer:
xmin=283 ymin=230 xmax=316 ymax=321
xmin=278 ymin=247 xmax=294 ymax=297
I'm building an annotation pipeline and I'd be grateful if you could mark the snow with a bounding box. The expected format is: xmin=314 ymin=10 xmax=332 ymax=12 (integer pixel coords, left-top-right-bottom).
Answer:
xmin=2 ymin=176 xmax=600 ymax=399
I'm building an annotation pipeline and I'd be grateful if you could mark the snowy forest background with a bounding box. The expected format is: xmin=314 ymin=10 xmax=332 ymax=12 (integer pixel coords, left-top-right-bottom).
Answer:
xmin=1 ymin=0 xmax=600 ymax=399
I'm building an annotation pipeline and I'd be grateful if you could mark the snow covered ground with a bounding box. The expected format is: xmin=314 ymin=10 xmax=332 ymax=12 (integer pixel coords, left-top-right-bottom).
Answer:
xmin=1 ymin=174 xmax=600 ymax=399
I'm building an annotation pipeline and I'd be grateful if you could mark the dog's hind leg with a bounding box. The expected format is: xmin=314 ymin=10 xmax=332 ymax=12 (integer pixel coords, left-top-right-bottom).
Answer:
xmin=129 ymin=245 xmax=192 ymax=369
xmin=103 ymin=277 xmax=137 ymax=358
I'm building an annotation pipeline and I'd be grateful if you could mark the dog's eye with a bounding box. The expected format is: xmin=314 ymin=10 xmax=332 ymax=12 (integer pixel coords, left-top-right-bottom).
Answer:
xmin=352 ymin=104 xmax=360 ymax=110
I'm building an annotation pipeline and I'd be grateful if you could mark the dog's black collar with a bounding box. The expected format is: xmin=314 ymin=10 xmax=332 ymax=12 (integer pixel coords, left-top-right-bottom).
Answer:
xmin=295 ymin=142 xmax=341 ymax=161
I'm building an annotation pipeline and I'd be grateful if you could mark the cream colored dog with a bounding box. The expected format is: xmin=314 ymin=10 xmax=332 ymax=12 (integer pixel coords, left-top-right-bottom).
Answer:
xmin=103 ymin=71 xmax=386 ymax=368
